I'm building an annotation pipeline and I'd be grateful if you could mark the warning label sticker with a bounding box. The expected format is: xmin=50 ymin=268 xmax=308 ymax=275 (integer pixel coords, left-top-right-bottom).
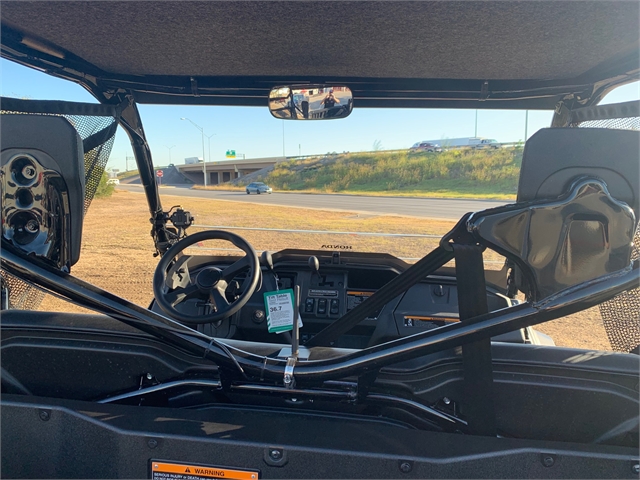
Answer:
xmin=150 ymin=461 xmax=259 ymax=480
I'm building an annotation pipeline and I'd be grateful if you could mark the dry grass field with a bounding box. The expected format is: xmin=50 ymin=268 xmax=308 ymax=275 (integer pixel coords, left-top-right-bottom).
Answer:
xmin=39 ymin=189 xmax=612 ymax=351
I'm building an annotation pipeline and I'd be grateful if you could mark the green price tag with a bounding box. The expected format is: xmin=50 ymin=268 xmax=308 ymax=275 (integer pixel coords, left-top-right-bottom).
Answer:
xmin=264 ymin=289 xmax=303 ymax=334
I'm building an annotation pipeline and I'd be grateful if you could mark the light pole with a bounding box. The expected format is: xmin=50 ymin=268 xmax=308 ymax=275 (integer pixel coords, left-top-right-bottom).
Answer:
xmin=181 ymin=117 xmax=208 ymax=187
xmin=205 ymin=133 xmax=216 ymax=164
xmin=164 ymin=144 xmax=176 ymax=164
xmin=524 ymin=110 xmax=529 ymax=142
xmin=474 ymin=110 xmax=478 ymax=137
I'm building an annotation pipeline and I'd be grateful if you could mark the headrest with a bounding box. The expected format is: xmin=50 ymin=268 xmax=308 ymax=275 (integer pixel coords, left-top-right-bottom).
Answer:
xmin=518 ymin=128 xmax=640 ymax=220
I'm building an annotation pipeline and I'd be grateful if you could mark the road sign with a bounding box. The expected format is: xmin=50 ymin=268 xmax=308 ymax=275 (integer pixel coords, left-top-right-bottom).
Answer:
xmin=226 ymin=150 xmax=236 ymax=158
xmin=156 ymin=170 xmax=163 ymax=177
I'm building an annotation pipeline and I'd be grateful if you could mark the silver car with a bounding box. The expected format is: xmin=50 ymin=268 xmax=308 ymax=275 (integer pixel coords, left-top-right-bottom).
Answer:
xmin=245 ymin=182 xmax=273 ymax=194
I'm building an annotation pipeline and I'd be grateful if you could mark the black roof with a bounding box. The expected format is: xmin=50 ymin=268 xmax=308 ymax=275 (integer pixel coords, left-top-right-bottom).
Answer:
xmin=2 ymin=1 xmax=639 ymax=109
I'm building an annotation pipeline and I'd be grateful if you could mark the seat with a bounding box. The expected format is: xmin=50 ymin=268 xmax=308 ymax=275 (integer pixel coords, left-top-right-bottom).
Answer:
xmin=469 ymin=127 xmax=639 ymax=301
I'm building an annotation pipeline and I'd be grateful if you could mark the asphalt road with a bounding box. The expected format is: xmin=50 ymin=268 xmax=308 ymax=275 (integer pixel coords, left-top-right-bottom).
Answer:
xmin=117 ymin=185 xmax=508 ymax=220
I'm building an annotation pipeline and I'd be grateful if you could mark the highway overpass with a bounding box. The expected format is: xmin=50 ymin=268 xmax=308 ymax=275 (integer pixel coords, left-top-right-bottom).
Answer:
xmin=177 ymin=157 xmax=285 ymax=185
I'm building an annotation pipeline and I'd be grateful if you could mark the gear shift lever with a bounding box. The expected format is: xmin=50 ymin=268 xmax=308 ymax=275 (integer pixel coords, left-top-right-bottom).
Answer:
xmin=261 ymin=251 xmax=278 ymax=290
xmin=261 ymin=250 xmax=274 ymax=271
xmin=308 ymin=255 xmax=320 ymax=276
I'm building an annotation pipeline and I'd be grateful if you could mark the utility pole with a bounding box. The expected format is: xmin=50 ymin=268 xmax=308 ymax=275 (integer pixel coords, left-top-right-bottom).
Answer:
xmin=299 ymin=144 xmax=301 ymax=157
xmin=181 ymin=117 xmax=208 ymax=187
xmin=164 ymin=144 xmax=176 ymax=164
xmin=524 ymin=110 xmax=529 ymax=142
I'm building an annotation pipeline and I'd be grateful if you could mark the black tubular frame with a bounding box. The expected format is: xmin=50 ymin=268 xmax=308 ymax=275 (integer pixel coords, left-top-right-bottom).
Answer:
xmin=2 ymin=243 xmax=637 ymax=386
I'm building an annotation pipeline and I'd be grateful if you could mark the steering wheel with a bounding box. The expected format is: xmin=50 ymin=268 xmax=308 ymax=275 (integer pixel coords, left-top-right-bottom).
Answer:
xmin=153 ymin=230 xmax=260 ymax=324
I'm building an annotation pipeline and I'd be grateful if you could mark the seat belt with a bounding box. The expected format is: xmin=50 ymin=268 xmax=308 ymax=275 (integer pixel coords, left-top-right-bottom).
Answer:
xmin=452 ymin=244 xmax=497 ymax=437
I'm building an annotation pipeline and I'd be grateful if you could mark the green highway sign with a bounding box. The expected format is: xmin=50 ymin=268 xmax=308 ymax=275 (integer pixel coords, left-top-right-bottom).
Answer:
xmin=226 ymin=150 xmax=236 ymax=158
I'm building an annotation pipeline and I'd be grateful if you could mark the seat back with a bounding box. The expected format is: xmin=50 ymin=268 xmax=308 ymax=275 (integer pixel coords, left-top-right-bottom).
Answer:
xmin=469 ymin=127 xmax=639 ymax=301
xmin=517 ymin=127 xmax=639 ymax=219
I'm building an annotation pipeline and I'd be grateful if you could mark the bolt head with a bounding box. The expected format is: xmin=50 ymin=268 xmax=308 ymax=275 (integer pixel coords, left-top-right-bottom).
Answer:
xmin=148 ymin=439 xmax=158 ymax=449
xmin=38 ymin=410 xmax=50 ymax=421
xmin=399 ymin=462 xmax=412 ymax=473
xmin=146 ymin=373 xmax=153 ymax=380
xmin=542 ymin=455 xmax=555 ymax=467
xmin=283 ymin=374 xmax=292 ymax=384
xmin=443 ymin=397 xmax=451 ymax=405
xmin=632 ymin=464 xmax=639 ymax=474
xmin=269 ymin=449 xmax=282 ymax=460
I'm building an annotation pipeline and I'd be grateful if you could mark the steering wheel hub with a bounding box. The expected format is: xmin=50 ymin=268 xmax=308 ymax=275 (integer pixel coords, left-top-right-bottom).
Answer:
xmin=196 ymin=267 xmax=223 ymax=289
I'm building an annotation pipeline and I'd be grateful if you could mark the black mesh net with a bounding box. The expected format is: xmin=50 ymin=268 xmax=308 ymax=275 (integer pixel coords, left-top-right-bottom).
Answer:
xmin=1 ymin=272 xmax=46 ymax=310
xmin=572 ymin=108 xmax=640 ymax=352
xmin=572 ymin=117 xmax=640 ymax=131
xmin=599 ymin=227 xmax=640 ymax=353
xmin=1 ymin=97 xmax=119 ymax=310
xmin=63 ymin=114 xmax=117 ymax=212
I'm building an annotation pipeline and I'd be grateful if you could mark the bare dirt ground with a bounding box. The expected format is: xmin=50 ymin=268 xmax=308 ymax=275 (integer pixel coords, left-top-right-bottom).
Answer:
xmin=40 ymin=190 xmax=612 ymax=351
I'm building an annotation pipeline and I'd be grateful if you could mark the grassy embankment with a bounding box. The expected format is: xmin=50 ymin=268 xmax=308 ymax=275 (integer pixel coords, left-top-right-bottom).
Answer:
xmin=204 ymin=148 xmax=523 ymax=200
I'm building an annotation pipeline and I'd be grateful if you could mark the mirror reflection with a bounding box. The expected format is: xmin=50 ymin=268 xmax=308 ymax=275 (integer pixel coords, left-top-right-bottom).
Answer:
xmin=269 ymin=85 xmax=353 ymax=120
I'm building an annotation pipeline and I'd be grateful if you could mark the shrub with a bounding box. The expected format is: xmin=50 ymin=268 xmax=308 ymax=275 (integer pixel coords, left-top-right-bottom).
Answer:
xmin=94 ymin=171 xmax=115 ymax=198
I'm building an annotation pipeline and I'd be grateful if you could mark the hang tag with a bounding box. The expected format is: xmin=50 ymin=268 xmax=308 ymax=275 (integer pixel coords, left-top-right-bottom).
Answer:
xmin=264 ymin=289 xmax=303 ymax=333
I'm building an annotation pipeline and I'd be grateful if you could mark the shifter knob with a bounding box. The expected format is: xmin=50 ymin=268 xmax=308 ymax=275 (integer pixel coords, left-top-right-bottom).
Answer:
xmin=261 ymin=251 xmax=274 ymax=270
xmin=308 ymin=256 xmax=320 ymax=274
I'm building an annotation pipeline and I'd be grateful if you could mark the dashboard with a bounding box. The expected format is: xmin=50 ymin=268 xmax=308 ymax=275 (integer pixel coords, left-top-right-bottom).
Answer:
xmin=151 ymin=249 xmax=539 ymax=349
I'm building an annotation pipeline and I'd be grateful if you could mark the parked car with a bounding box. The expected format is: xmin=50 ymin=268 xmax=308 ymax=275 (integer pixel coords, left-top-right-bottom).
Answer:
xmin=106 ymin=178 xmax=120 ymax=185
xmin=245 ymin=182 xmax=272 ymax=194
xmin=410 ymin=141 xmax=442 ymax=152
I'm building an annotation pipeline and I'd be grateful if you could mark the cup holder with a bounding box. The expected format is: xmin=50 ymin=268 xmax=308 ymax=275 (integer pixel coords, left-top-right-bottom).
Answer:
xmin=10 ymin=155 xmax=39 ymax=187
xmin=15 ymin=188 xmax=34 ymax=209
xmin=9 ymin=211 xmax=40 ymax=245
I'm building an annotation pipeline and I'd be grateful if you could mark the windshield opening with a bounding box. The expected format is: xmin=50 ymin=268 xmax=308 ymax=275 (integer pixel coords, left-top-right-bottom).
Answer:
xmin=3 ymin=59 xmax=638 ymax=353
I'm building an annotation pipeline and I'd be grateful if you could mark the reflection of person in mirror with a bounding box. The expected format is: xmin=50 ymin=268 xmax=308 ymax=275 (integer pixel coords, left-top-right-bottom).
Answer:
xmin=321 ymin=89 xmax=340 ymax=109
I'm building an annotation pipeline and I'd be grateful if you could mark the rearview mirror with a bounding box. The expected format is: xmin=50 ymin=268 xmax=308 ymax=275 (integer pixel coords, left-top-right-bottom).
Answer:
xmin=269 ymin=85 xmax=353 ymax=120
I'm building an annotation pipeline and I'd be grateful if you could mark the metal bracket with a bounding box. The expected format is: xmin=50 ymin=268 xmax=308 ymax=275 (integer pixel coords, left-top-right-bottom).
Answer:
xmin=479 ymin=81 xmax=489 ymax=101
xmin=283 ymin=356 xmax=296 ymax=389
xmin=0 ymin=274 xmax=9 ymax=310
xmin=190 ymin=77 xmax=199 ymax=97
xmin=439 ymin=213 xmax=477 ymax=251
xmin=551 ymin=94 xmax=575 ymax=127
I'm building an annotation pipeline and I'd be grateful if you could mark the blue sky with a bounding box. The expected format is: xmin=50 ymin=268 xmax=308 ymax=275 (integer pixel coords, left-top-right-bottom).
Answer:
xmin=2 ymin=58 xmax=639 ymax=172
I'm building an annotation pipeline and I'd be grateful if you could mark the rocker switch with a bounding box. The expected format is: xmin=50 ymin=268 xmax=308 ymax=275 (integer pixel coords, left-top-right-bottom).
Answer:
xmin=304 ymin=298 xmax=315 ymax=313
xmin=317 ymin=299 xmax=327 ymax=314
xmin=330 ymin=299 xmax=339 ymax=314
